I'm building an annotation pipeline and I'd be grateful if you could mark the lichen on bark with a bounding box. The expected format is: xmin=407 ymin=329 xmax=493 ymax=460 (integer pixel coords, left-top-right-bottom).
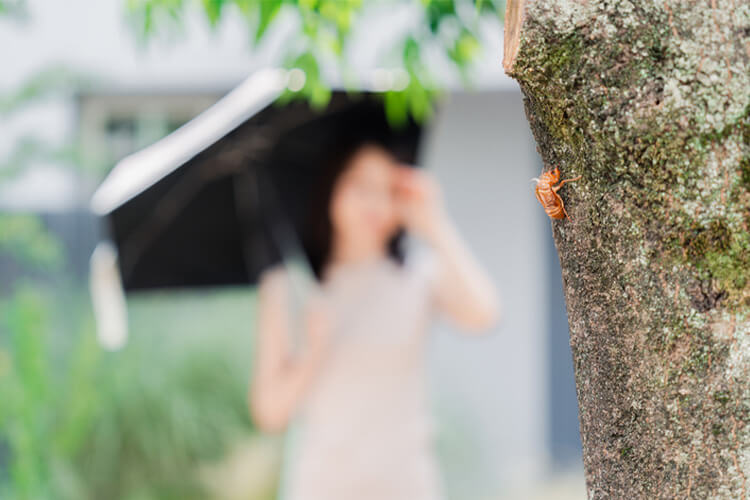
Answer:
xmin=504 ymin=1 xmax=749 ymax=498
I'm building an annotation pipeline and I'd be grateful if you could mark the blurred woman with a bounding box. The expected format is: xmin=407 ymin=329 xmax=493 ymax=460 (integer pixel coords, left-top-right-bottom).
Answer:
xmin=249 ymin=136 xmax=500 ymax=500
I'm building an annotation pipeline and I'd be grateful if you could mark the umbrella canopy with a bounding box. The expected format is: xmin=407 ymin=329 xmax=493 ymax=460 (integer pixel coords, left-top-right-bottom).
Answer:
xmin=90 ymin=68 xmax=424 ymax=293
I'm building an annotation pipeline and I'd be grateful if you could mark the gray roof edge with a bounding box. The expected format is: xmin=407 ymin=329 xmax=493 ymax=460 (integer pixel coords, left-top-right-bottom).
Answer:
xmin=90 ymin=67 xmax=288 ymax=216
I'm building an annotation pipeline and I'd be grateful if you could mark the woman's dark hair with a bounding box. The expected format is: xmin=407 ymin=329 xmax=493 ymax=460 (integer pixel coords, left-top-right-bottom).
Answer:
xmin=303 ymin=134 xmax=408 ymax=281
xmin=261 ymin=98 xmax=421 ymax=282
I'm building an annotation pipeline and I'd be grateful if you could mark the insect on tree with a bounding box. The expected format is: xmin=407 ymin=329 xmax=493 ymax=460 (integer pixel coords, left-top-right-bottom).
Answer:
xmin=532 ymin=167 xmax=581 ymax=220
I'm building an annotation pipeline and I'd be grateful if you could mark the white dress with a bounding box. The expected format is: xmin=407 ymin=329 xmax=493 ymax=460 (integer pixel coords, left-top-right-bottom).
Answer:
xmin=263 ymin=249 xmax=445 ymax=500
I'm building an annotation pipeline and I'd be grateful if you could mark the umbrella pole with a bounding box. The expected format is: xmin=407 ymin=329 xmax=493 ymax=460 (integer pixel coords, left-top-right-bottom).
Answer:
xmin=233 ymin=169 xmax=319 ymax=351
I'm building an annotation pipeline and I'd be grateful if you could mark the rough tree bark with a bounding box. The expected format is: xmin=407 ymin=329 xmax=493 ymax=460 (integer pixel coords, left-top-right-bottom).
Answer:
xmin=503 ymin=1 xmax=749 ymax=498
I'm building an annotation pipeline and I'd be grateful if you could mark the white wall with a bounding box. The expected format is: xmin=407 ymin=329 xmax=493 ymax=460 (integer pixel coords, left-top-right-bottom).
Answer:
xmin=422 ymin=90 xmax=550 ymax=498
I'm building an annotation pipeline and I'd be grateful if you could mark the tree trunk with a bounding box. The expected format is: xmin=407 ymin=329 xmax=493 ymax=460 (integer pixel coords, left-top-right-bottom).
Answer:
xmin=503 ymin=1 xmax=749 ymax=498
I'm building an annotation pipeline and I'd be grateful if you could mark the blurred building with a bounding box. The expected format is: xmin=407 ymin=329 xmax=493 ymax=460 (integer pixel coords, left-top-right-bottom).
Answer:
xmin=0 ymin=1 xmax=584 ymax=498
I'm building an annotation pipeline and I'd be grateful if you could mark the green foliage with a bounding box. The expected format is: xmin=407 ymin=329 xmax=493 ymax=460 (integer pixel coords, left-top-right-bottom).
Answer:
xmin=0 ymin=215 xmax=64 ymax=271
xmin=0 ymin=284 xmax=264 ymax=500
xmin=0 ymin=285 xmax=58 ymax=499
xmin=125 ymin=0 xmax=187 ymax=39
xmin=275 ymin=50 xmax=332 ymax=110
xmin=0 ymin=0 xmax=26 ymax=18
xmin=123 ymin=0 xmax=506 ymax=126
xmin=0 ymin=66 xmax=95 ymax=117
xmin=254 ymin=0 xmax=282 ymax=43
xmin=0 ymin=67 xmax=92 ymax=179
xmin=0 ymin=134 xmax=85 ymax=182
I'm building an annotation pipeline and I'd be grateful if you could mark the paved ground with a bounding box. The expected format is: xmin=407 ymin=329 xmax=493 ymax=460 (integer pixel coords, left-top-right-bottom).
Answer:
xmin=496 ymin=469 xmax=587 ymax=500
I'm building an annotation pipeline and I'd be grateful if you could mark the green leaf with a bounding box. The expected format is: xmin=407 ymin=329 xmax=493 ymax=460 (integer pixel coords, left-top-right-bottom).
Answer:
xmin=319 ymin=0 xmax=357 ymax=32
xmin=409 ymin=88 xmax=429 ymax=122
xmin=254 ymin=0 xmax=282 ymax=44
xmin=448 ymin=29 xmax=480 ymax=67
xmin=384 ymin=90 xmax=408 ymax=128
xmin=403 ymin=35 xmax=420 ymax=65
xmin=201 ymin=0 xmax=224 ymax=27
xmin=456 ymin=31 xmax=480 ymax=61
xmin=291 ymin=50 xmax=320 ymax=80
xmin=426 ymin=0 xmax=455 ymax=34
xmin=310 ymin=81 xmax=331 ymax=109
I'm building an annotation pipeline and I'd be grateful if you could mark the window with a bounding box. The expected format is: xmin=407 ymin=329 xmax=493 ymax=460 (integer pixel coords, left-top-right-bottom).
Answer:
xmin=77 ymin=91 xmax=223 ymax=175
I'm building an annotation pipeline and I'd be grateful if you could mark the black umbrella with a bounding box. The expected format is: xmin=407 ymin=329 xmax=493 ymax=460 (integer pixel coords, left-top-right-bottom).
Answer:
xmin=90 ymin=68 xmax=424 ymax=295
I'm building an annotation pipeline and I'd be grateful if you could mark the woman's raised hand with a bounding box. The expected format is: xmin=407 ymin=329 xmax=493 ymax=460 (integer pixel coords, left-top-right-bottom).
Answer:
xmin=393 ymin=167 xmax=447 ymax=243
